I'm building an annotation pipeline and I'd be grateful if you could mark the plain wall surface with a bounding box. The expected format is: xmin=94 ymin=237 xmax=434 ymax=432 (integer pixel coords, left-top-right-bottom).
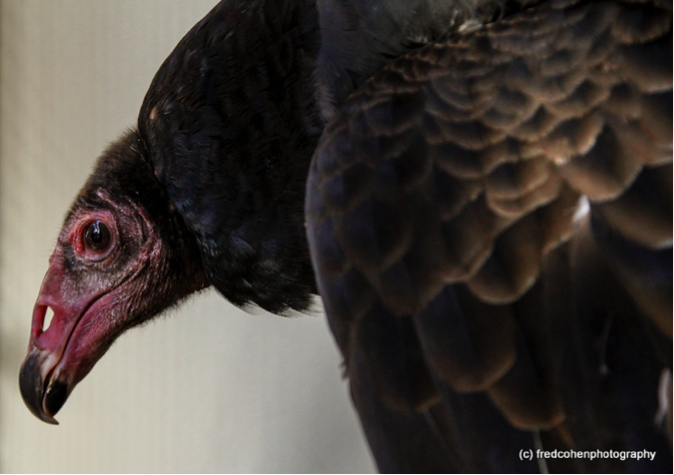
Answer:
xmin=0 ymin=1 xmax=375 ymax=472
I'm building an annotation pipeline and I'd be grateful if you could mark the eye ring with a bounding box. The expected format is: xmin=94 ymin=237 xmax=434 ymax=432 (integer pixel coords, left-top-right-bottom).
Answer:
xmin=83 ymin=220 xmax=112 ymax=253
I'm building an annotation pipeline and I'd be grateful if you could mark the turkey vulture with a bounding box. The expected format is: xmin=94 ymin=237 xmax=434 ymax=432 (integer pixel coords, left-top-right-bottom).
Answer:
xmin=20 ymin=0 xmax=672 ymax=472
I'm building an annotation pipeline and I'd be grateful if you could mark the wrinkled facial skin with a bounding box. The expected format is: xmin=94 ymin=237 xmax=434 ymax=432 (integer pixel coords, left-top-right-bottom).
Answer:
xmin=20 ymin=191 xmax=154 ymax=423
xmin=19 ymin=189 xmax=202 ymax=424
xmin=19 ymin=129 xmax=208 ymax=424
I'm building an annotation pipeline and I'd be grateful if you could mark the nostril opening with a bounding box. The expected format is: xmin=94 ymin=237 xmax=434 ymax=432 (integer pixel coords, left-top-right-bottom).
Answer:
xmin=43 ymin=307 xmax=55 ymax=333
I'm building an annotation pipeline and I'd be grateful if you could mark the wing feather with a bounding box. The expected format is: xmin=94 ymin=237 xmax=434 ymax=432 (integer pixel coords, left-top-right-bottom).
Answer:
xmin=306 ymin=0 xmax=672 ymax=471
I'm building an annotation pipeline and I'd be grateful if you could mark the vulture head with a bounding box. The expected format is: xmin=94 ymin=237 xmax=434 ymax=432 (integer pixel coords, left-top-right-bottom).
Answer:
xmin=20 ymin=132 xmax=208 ymax=423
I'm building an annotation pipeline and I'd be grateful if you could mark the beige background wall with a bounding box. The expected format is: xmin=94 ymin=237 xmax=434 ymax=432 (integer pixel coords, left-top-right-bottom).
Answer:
xmin=0 ymin=1 xmax=374 ymax=472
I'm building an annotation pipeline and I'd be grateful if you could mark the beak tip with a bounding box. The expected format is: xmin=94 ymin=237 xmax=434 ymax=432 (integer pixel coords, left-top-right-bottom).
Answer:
xmin=19 ymin=348 xmax=66 ymax=425
xmin=43 ymin=416 xmax=60 ymax=426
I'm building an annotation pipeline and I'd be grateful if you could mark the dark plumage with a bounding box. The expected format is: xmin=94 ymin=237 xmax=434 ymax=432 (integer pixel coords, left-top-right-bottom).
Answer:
xmin=20 ymin=0 xmax=672 ymax=472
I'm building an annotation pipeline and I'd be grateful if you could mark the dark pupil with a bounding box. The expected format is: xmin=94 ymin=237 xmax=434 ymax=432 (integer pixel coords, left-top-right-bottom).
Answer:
xmin=84 ymin=221 xmax=111 ymax=251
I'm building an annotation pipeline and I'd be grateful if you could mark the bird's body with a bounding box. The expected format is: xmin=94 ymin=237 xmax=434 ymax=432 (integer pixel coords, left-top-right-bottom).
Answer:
xmin=20 ymin=0 xmax=672 ymax=472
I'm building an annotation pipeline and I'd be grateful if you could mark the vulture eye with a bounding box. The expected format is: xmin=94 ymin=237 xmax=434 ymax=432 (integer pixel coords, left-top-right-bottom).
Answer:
xmin=83 ymin=221 xmax=112 ymax=252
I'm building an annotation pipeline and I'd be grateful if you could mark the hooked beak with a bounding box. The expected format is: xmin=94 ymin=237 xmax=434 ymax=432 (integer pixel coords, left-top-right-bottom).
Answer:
xmin=19 ymin=300 xmax=78 ymax=425
xmin=19 ymin=344 xmax=68 ymax=425
xmin=19 ymin=254 xmax=109 ymax=425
